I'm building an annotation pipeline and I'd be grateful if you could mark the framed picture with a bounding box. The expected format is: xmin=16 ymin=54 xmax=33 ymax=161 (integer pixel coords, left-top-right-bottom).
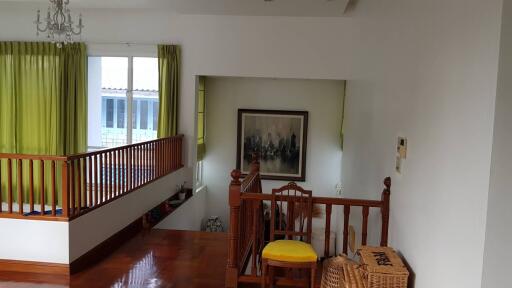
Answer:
xmin=236 ymin=109 xmax=308 ymax=181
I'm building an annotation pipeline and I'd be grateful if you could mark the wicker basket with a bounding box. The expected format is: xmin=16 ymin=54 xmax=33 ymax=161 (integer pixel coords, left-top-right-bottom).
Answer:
xmin=342 ymin=263 xmax=365 ymax=288
xmin=320 ymin=255 xmax=363 ymax=288
xmin=358 ymin=246 xmax=409 ymax=288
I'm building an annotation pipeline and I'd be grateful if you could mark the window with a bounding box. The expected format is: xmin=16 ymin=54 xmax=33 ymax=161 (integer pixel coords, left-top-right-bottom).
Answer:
xmin=117 ymin=99 xmax=125 ymax=128
xmin=106 ymin=99 xmax=114 ymax=128
xmin=132 ymin=100 xmax=138 ymax=130
xmin=88 ymin=57 xmax=159 ymax=149
xmin=133 ymin=57 xmax=159 ymax=144
xmin=196 ymin=76 xmax=206 ymax=189
xmin=153 ymin=102 xmax=159 ymax=131
xmin=140 ymin=101 xmax=148 ymax=130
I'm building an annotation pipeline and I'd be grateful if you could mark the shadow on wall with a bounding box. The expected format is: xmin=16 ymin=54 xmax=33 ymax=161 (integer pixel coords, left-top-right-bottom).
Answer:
xmin=397 ymin=250 xmax=416 ymax=288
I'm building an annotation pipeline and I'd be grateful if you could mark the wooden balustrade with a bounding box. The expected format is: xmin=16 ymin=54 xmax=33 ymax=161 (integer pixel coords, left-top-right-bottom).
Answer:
xmin=0 ymin=135 xmax=184 ymax=221
xmin=225 ymin=166 xmax=391 ymax=288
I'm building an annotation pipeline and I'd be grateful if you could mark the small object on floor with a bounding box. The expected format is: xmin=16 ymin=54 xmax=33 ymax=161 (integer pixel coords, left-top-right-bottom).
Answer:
xmin=320 ymin=254 xmax=359 ymax=288
xmin=168 ymin=199 xmax=183 ymax=208
xmin=358 ymin=246 xmax=409 ymax=288
xmin=205 ymin=216 xmax=223 ymax=232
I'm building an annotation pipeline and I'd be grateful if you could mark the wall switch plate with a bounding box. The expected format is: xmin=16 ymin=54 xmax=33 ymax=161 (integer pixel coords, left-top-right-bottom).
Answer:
xmin=396 ymin=136 xmax=407 ymax=174
xmin=335 ymin=183 xmax=343 ymax=196
xmin=397 ymin=137 xmax=407 ymax=159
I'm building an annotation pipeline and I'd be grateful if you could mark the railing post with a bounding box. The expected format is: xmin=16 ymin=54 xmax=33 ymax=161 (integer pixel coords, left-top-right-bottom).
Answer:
xmin=226 ymin=170 xmax=241 ymax=288
xmin=380 ymin=177 xmax=391 ymax=246
xmin=61 ymin=161 xmax=69 ymax=218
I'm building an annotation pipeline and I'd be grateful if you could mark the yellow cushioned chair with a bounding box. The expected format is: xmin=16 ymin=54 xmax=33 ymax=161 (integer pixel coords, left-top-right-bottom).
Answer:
xmin=261 ymin=182 xmax=317 ymax=288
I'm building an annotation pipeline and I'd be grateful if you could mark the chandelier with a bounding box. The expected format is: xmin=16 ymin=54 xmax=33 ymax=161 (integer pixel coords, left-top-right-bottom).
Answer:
xmin=34 ymin=0 xmax=84 ymax=47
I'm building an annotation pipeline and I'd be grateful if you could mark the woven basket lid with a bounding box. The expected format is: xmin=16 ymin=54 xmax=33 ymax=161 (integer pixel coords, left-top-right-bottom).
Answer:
xmin=358 ymin=246 xmax=409 ymax=275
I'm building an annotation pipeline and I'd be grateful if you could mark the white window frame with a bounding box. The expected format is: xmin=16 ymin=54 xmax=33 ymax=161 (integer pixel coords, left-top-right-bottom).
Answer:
xmin=88 ymin=52 xmax=159 ymax=148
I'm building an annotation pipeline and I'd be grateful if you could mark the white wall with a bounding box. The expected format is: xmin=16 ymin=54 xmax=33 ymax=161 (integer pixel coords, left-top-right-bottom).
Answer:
xmin=0 ymin=219 xmax=69 ymax=264
xmin=342 ymin=1 xmax=502 ymax=288
xmin=69 ymin=168 xmax=187 ymax=261
xmin=0 ymin=5 xmax=357 ymax=171
xmin=0 ymin=168 xmax=189 ymax=264
xmin=155 ymin=186 xmax=207 ymax=231
xmin=481 ymin=1 xmax=512 ymax=287
xmin=203 ymin=77 xmax=344 ymax=227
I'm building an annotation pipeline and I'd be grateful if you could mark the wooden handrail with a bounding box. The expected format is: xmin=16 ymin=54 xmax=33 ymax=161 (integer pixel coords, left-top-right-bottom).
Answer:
xmin=0 ymin=135 xmax=184 ymax=221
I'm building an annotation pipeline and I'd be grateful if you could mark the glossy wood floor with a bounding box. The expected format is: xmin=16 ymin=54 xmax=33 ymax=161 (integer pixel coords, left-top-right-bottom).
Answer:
xmin=0 ymin=229 xmax=322 ymax=288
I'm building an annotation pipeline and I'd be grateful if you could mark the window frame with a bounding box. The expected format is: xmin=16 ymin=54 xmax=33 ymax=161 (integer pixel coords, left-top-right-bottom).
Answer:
xmin=89 ymin=54 xmax=159 ymax=149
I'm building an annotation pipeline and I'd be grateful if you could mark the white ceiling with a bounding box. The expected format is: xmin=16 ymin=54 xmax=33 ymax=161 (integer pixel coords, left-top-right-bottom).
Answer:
xmin=0 ymin=0 xmax=351 ymax=17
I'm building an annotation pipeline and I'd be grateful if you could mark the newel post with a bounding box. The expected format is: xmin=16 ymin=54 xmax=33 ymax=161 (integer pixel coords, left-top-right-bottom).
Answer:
xmin=226 ymin=170 xmax=242 ymax=288
xmin=380 ymin=177 xmax=391 ymax=246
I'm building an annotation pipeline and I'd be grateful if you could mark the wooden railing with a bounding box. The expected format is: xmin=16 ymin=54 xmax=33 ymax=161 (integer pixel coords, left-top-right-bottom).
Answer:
xmin=237 ymin=159 xmax=263 ymax=277
xmin=225 ymin=168 xmax=391 ymax=287
xmin=0 ymin=135 xmax=183 ymax=221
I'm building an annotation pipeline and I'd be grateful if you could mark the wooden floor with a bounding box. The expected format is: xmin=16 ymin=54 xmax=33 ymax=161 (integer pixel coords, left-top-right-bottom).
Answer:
xmin=0 ymin=229 xmax=322 ymax=288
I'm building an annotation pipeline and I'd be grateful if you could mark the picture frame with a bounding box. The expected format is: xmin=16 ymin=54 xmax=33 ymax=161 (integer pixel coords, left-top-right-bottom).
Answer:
xmin=236 ymin=109 xmax=308 ymax=181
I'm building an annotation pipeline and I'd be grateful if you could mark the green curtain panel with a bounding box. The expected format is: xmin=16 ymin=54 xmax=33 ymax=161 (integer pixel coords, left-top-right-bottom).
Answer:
xmin=157 ymin=45 xmax=180 ymax=138
xmin=0 ymin=42 xmax=87 ymax=206
xmin=197 ymin=76 xmax=206 ymax=161
xmin=340 ymin=81 xmax=347 ymax=150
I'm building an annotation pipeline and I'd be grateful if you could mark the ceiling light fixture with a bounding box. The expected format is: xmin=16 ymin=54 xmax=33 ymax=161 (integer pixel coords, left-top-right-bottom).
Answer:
xmin=34 ymin=0 xmax=84 ymax=47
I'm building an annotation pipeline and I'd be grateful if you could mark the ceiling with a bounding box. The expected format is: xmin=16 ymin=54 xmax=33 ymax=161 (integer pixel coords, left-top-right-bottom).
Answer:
xmin=0 ymin=0 xmax=351 ymax=17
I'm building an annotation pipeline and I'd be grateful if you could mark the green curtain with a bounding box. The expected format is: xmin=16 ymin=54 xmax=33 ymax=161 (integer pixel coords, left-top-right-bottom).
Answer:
xmin=197 ymin=76 xmax=206 ymax=161
xmin=0 ymin=42 xmax=87 ymax=206
xmin=340 ymin=81 xmax=347 ymax=150
xmin=157 ymin=45 xmax=180 ymax=138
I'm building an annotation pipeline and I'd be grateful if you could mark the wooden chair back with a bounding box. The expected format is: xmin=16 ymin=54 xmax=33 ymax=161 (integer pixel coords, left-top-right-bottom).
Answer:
xmin=270 ymin=182 xmax=313 ymax=243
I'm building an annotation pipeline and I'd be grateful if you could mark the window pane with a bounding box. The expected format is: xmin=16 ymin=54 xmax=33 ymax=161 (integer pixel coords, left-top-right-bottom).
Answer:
xmin=117 ymin=99 xmax=125 ymax=128
xmin=88 ymin=57 xmax=128 ymax=149
xmin=153 ymin=101 xmax=159 ymax=131
xmin=134 ymin=57 xmax=158 ymax=91
xmin=140 ymin=101 xmax=148 ymax=129
xmin=106 ymin=99 xmax=114 ymax=128
xmin=132 ymin=100 xmax=138 ymax=129
xmin=133 ymin=57 xmax=158 ymax=143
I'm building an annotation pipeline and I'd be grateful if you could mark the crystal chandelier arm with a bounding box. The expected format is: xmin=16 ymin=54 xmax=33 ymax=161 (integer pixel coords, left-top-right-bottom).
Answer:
xmin=71 ymin=14 xmax=83 ymax=35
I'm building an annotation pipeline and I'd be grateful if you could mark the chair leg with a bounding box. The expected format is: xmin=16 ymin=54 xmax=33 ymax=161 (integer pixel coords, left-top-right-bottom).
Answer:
xmin=269 ymin=266 xmax=274 ymax=288
xmin=310 ymin=266 xmax=316 ymax=288
xmin=261 ymin=259 xmax=267 ymax=288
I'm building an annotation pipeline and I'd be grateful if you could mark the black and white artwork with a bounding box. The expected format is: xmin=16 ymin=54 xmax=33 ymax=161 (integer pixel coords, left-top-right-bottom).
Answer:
xmin=237 ymin=109 xmax=308 ymax=181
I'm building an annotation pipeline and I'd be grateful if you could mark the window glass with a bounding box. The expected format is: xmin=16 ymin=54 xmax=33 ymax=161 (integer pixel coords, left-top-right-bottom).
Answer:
xmin=133 ymin=57 xmax=159 ymax=143
xmin=132 ymin=100 xmax=138 ymax=129
xmin=140 ymin=101 xmax=148 ymax=130
xmin=88 ymin=57 xmax=128 ymax=149
xmin=153 ymin=102 xmax=159 ymax=131
xmin=106 ymin=99 xmax=114 ymax=128
xmin=87 ymin=56 xmax=158 ymax=149
xmin=117 ymin=99 xmax=125 ymax=128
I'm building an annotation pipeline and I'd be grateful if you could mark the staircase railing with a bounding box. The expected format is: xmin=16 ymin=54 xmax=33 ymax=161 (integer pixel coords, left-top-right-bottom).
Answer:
xmin=225 ymin=166 xmax=391 ymax=287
